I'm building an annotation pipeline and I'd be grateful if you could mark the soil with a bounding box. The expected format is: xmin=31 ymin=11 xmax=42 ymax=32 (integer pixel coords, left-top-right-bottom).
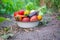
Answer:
xmin=0 ymin=13 xmax=60 ymax=40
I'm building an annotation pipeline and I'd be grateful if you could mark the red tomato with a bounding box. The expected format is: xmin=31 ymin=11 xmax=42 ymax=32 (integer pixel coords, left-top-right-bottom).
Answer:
xmin=30 ymin=15 xmax=38 ymax=22
xmin=22 ymin=17 xmax=30 ymax=22
xmin=14 ymin=11 xmax=19 ymax=17
xmin=18 ymin=10 xmax=24 ymax=15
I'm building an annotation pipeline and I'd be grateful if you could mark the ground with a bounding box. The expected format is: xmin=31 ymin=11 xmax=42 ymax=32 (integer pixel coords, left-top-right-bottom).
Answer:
xmin=0 ymin=13 xmax=60 ymax=40
xmin=9 ymin=19 xmax=60 ymax=40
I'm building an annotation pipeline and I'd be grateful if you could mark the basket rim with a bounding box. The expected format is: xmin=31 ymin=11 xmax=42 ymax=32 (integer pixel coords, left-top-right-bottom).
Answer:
xmin=16 ymin=21 xmax=40 ymax=23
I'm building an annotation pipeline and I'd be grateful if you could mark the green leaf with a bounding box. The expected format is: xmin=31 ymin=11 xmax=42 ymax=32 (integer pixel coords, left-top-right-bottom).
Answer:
xmin=25 ymin=2 xmax=36 ymax=10
xmin=1 ymin=34 xmax=9 ymax=39
xmin=38 ymin=5 xmax=47 ymax=15
xmin=0 ymin=17 xmax=6 ymax=23
xmin=39 ymin=11 xmax=44 ymax=16
xmin=4 ymin=27 xmax=10 ymax=32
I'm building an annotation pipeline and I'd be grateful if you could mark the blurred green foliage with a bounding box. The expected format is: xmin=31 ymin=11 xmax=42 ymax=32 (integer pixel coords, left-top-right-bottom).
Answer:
xmin=0 ymin=0 xmax=40 ymax=15
xmin=45 ymin=0 xmax=60 ymax=12
xmin=57 ymin=16 xmax=60 ymax=20
xmin=38 ymin=5 xmax=47 ymax=16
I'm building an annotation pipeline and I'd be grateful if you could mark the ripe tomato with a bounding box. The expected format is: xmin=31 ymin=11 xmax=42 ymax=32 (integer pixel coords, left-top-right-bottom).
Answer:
xmin=14 ymin=11 xmax=19 ymax=17
xmin=18 ymin=10 xmax=24 ymax=15
xmin=22 ymin=17 xmax=30 ymax=22
xmin=30 ymin=15 xmax=38 ymax=22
